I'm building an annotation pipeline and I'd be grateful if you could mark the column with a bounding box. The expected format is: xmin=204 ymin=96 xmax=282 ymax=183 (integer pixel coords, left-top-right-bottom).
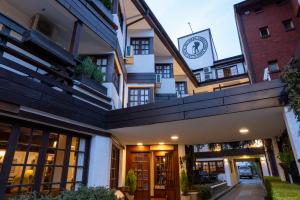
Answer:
xmin=178 ymin=145 xmax=186 ymax=171
xmin=260 ymin=156 xmax=270 ymax=177
xmin=272 ymin=138 xmax=286 ymax=181
xmin=224 ymin=158 xmax=233 ymax=186
xmin=283 ymin=106 xmax=300 ymax=175
xmin=88 ymin=135 xmax=112 ymax=187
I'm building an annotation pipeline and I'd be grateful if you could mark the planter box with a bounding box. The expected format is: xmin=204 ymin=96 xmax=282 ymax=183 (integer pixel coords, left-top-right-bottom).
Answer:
xmin=189 ymin=191 xmax=198 ymax=200
xmin=77 ymin=76 xmax=107 ymax=96
xmin=181 ymin=195 xmax=191 ymax=200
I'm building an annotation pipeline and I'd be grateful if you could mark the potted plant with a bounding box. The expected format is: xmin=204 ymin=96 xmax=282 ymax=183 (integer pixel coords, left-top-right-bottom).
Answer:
xmin=180 ymin=169 xmax=190 ymax=200
xmin=278 ymin=148 xmax=295 ymax=183
xmin=75 ymin=56 xmax=103 ymax=84
xmin=125 ymin=169 xmax=137 ymax=200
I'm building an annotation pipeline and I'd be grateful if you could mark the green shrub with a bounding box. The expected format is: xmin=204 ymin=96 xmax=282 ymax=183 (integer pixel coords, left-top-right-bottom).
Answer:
xmin=125 ymin=169 xmax=137 ymax=195
xmin=101 ymin=0 xmax=112 ymax=9
xmin=192 ymin=185 xmax=212 ymax=200
xmin=58 ymin=186 xmax=117 ymax=200
xmin=10 ymin=187 xmax=117 ymax=200
xmin=75 ymin=56 xmax=103 ymax=83
xmin=180 ymin=169 xmax=189 ymax=196
xmin=263 ymin=176 xmax=300 ymax=200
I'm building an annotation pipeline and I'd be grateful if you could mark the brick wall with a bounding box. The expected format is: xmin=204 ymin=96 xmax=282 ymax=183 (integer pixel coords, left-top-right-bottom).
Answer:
xmin=237 ymin=0 xmax=300 ymax=82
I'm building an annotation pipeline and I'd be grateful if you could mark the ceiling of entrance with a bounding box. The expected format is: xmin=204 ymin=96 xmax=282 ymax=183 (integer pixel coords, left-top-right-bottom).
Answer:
xmin=110 ymin=107 xmax=286 ymax=145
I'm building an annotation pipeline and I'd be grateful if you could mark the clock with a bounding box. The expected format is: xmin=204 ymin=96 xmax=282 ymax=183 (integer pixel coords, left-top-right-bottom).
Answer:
xmin=182 ymin=36 xmax=208 ymax=59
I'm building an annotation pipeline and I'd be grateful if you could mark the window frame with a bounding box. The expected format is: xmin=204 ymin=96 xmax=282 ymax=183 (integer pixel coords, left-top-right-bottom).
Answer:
xmin=0 ymin=122 xmax=90 ymax=199
xmin=259 ymin=26 xmax=270 ymax=39
xmin=128 ymin=88 xmax=152 ymax=107
xmin=155 ymin=64 xmax=173 ymax=78
xmin=130 ymin=38 xmax=152 ymax=55
xmin=282 ymin=19 xmax=295 ymax=32
xmin=176 ymin=82 xmax=188 ymax=98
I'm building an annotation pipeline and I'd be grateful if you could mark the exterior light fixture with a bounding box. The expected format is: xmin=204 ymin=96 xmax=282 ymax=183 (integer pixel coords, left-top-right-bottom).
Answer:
xmin=239 ymin=128 xmax=249 ymax=135
xmin=171 ymin=136 xmax=179 ymax=140
xmin=159 ymin=142 xmax=165 ymax=145
xmin=137 ymin=142 xmax=143 ymax=146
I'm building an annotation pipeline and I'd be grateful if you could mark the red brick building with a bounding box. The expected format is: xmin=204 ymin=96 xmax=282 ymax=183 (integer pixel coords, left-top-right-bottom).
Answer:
xmin=235 ymin=0 xmax=300 ymax=83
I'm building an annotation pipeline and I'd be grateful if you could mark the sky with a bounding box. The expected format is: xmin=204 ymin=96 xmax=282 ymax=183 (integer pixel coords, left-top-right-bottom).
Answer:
xmin=145 ymin=0 xmax=244 ymax=59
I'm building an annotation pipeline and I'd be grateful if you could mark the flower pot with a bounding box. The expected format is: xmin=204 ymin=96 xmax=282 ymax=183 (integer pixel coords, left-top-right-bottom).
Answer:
xmin=125 ymin=193 xmax=134 ymax=200
xmin=181 ymin=195 xmax=191 ymax=200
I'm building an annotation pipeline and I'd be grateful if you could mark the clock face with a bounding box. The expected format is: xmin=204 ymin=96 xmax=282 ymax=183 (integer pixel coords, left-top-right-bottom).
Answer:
xmin=182 ymin=36 xmax=208 ymax=59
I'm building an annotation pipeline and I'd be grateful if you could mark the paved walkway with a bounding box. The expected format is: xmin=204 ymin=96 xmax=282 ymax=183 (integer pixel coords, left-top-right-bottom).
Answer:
xmin=219 ymin=178 xmax=265 ymax=200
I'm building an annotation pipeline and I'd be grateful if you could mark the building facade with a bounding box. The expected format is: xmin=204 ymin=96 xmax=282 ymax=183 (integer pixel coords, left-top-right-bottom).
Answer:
xmin=178 ymin=29 xmax=250 ymax=93
xmin=235 ymin=0 xmax=300 ymax=83
xmin=0 ymin=0 xmax=299 ymax=200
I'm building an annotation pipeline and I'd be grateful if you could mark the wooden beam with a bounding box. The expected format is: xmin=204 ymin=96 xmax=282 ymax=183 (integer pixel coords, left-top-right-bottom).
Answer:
xmin=69 ymin=20 xmax=83 ymax=56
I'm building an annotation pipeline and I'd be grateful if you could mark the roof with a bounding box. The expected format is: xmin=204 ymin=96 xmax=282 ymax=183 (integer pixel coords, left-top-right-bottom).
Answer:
xmin=132 ymin=0 xmax=199 ymax=86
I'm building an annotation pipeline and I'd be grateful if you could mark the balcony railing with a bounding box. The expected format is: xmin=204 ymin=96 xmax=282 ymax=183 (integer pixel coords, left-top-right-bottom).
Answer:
xmin=0 ymin=13 xmax=112 ymax=112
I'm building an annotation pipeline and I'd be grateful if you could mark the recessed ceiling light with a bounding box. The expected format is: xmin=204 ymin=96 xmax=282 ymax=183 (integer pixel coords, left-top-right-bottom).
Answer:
xmin=171 ymin=136 xmax=179 ymax=140
xmin=137 ymin=142 xmax=143 ymax=146
xmin=159 ymin=142 xmax=165 ymax=145
xmin=239 ymin=128 xmax=249 ymax=135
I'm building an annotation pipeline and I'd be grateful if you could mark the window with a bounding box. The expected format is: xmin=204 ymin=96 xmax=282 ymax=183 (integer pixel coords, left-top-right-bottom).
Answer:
xmin=131 ymin=38 xmax=151 ymax=55
xmin=155 ymin=64 xmax=173 ymax=78
xmin=66 ymin=137 xmax=87 ymax=191
xmin=282 ymin=19 xmax=295 ymax=32
xmin=0 ymin=122 xmax=89 ymax=199
xmin=176 ymin=82 xmax=187 ymax=98
xmin=128 ymin=88 xmax=151 ymax=107
xmin=195 ymin=73 xmax=201 ymax=82
xmin=96 ymin=57 xmax=108 ymax=82
xmin=110 ymin=145 xmax=120 ymax=189
xmin=194 ymin=161 xmax=225 ymax=175
xmin=216 ymin=65 xmax=238 ymax=79
xmin=254 ymin=5 xmax=263 ymax=13
xmin=275 ymin=0 xmax=287 ymax=5
xmin=155 ymin=156 xmax=166 ymax=186
xmin=268 ymin=61 xmax=280 ymax=73
xmin=259 ymin=26 xmax=270 ymax=38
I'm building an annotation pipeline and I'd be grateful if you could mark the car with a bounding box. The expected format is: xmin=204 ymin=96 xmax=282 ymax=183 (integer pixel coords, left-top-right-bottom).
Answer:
xmin=239 ymin=166 xmax=253 ymax=179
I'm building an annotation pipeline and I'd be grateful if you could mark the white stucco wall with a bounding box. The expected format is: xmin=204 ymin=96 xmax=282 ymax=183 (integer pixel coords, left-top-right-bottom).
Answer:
xmin=283 ymin=106 xmax=300 ymax=175
xmin=126 ymin=55 xmax=155 ymax=73
xmin=156 ymin=78 xmax=176 ymax=94
xmin=88 ymin=135 xmax=112 ymax=187
xmin=102 ymin=82 xmax=122 ymax=109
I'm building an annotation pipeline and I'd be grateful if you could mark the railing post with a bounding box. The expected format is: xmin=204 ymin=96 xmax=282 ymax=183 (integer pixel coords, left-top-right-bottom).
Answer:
xmin=0 ymin=25 xmax=11 ymax=56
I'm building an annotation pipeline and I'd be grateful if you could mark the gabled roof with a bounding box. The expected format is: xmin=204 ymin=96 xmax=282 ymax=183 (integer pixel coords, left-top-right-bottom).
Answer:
xmin=131 ymin=0 xmax=199 ymax=86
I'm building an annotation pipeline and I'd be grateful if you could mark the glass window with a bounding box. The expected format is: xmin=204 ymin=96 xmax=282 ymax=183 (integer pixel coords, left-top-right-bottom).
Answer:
xmin=282 ymin=19 xmax=295 ymax=32
xmin=216 ymin=65 xmax=238 ymax=79
xmin=6 ymin=128 xmax=42 ymax=197
xmin=131 ymin=38 xmax=151 ymax=55
xmin=268 ymin=61 xmax=279 ymax=72
xmin=96 ymin=57 xmax=108 ymax=82
xmin=259 ymin=26 xmax=270 ymax=38
xmin=155 ymin=156 xmax=166 ymax=186
xmin=155 ymin=64 xmax=173 ymax=78
xmin=128 ymin=88 xmax=151 ymax=107
xmin=195 ymin=73 xmax=201 ymax=82
xmin=110 ymin=145 xmax=120 ymax=189
xmin=66 ymin=136 xmax=87 ymax=190
xmin=176 ymin=82 xmax=187 ymax=98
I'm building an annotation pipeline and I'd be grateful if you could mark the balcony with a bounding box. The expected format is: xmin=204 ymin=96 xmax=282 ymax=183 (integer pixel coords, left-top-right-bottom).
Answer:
xmin=0 ymin=13 xmax=112 ymax=130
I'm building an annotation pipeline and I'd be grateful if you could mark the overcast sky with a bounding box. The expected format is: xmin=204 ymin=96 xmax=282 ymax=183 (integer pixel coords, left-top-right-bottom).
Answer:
xmin=145 ymin=0 xmax=244 ymax=59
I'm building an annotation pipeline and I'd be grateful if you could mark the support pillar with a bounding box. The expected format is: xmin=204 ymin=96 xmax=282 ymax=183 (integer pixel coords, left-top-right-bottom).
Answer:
xmin=224 ymin=158 xmax=233 ymax=186
xmin=272 ymin=138 xmax=286 ymax=181
xmin=260 ymin=156 xmax=270 ymax=177
xmin=283 ymin=106 xmax=300 ymax=175
xmin=88 ymin=135 xmax=112 ymax=187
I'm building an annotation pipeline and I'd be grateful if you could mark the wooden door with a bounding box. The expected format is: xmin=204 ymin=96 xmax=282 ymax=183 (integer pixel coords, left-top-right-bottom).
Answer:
xmin=128 ymin=152 xmax=150 ymax=200
xmin=165 ymin=152 xmax=177 ymax=200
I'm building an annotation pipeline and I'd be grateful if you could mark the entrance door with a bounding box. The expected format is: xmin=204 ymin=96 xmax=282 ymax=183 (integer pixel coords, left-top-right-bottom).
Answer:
xmin=128 ymin=152 xmax=150 ymax=200
xmin=165 ymin=152 xmax=179 ymax=200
